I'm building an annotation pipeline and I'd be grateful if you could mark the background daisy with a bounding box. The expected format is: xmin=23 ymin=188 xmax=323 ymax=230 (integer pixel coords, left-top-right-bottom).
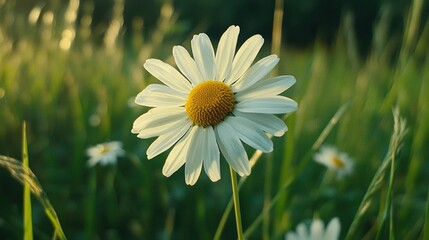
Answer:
xmin=86 ymin=141 xmax=125 ymax=167
xmin=285 ymin=217 xmax=341 ymax=240
xmin=314 ymin=145 xmax=353 ymax=177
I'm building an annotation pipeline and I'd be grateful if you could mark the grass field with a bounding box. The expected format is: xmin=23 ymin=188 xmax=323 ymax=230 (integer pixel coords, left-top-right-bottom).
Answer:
xmin=1 ymin=0 xmax=429 ymax=239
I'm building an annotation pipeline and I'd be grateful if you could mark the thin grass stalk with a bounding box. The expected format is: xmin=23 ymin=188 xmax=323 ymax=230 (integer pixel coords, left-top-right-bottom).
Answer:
xmin=292 ymin=102 xmax=351 ymax=180
xmin=401 ymin=58 xmax=429 ymax=219
xmin=345 ymin=108 xmax=406 ymax=240
xmin=375 ymin=110 xmax=401 ymax=240
xmin=139 ymin=2 xmax=176 ymax=62
xmin=423 ymin=186 xmax=429 ymax=240
xmin=263 ymin=153 xmax=272 ymax=240
xmin=261 ymin=1 xmax=284 ymax=238
xmin=389 ymin=119 xmax=399 ymax=240
xmin=0 ymin=156 xmax=66 ymax=239
xmin=213 ymin=194 xmax=234 ymax=240
xmin=23 ymin=122 xmax=33 ymax=240
xmin=243 ymin=179 xmax=293 ymax=239
xmin=274 ymin=114 xmax=295 ymax=232
xmin=398 ymin=0 xmax=424 ymax=67
xmin=382 ymin=0 xmax=424 ymax=109
xmin=389 ymin=158 xmax=396 ymax=240
xmin=271 ymin=0 xmax=283 ymax=57
xmin=312 ymin=102 xmax=351 ymax=151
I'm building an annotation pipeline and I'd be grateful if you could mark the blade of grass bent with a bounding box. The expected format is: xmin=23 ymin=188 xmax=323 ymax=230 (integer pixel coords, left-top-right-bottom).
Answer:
xmin=376 ymin=108 xmax=405 ymax=240
xmin=346 ymin=108 xmax=406 ymax=240
xmin=0 ymin=155 xmax=67 ymax=239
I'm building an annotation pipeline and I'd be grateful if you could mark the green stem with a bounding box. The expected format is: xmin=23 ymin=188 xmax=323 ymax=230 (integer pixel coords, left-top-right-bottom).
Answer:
xmin=214 ymin=150 xmax=262 ymax=240
xmin=230 ymin=166 xmax=244 ymax=240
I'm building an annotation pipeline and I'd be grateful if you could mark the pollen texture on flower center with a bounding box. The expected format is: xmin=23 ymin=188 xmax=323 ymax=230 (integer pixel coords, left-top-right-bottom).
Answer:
xmin=185 ymin=81 xmax=235 ymax=127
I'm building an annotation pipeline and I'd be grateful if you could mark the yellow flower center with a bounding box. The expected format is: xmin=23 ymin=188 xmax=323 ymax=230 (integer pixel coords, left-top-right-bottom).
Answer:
xmin=332 ymin=156 xmax=345 ymax=169
xmin=185 ymin=81 xmax=235 ymax=127
xmin=98 ymin=145 xmax=112 ymax=155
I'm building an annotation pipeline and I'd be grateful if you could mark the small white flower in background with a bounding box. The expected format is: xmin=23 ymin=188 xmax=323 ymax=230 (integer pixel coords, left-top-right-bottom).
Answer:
xmin=314 ymin=145 xmax=353 ymax=177
xmin=132 ymin=25 xmax=298 ymax=185
xmin=86 ymin=141 xmax=125 ymax=167
xmin=285 ymin=217 xmax=341 ymax=240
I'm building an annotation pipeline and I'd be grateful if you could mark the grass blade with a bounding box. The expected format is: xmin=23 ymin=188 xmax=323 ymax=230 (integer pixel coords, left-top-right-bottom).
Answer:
xmin=0 ymin=155 xmax=67 ymax=239
xmin=423 ymin=186 xmax=429 ymax=239
xmin=23 ymin=122 xmax=33 ymax=240
xmin=345 ymin=108 xmax=407 ymax=240
xmin=243 ymin=179 xmax=293 ymax=239
xmin=376 ymin=108 xmax=405 ymax=240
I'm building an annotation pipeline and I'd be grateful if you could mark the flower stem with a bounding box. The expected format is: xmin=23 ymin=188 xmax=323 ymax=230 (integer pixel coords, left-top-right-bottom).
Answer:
xmin=230 ymin=166 xmax=244 ymax=240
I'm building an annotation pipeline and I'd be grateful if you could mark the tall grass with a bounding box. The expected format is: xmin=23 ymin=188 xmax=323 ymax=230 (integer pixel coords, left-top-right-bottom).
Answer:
xmin=0 ymin=0 xmax=428 ymax=239
xmin=344 ymin=108 xmax=407 ymax=240
xmin=22 ymin=122 xmax=33 ymax=240
xmin=0 ymin=154 xmax=66 ymax=239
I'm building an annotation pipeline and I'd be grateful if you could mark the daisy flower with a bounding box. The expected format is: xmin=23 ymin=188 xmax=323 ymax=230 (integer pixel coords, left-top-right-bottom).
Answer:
xmin=285 ymin=217 xmax=341 ymax=240
xmin=86 ymin=141 xmax=125 ymax=167
xmin=314 ymin=145 xmax=353 ymax=177
xmin=132 ymin=25 xmax=297 ymax=185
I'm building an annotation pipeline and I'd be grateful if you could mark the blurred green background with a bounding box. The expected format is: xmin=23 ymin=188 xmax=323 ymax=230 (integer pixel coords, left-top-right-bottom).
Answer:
xmin=1 ymin=0 xmax=429 ymax=239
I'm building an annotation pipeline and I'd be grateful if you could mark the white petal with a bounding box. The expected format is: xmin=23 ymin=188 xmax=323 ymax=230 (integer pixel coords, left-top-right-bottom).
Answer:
xmin=131 ymin=107 xmax=186 ymax=137
xmin=191 ymin=33 xmax=216 ymax=80
xmin=99 ymin=155 xmax=116 ymax=165
xmin=296 ymin=223 xmax=309 ymax=239
xmin=224 ymin=34 xmax=264 ymax=85
xmin=233 ymin=110 xmax=287 ymax=137
xmin=162 ymin=126 xmax=195 ymax=177
xmin=235 ymin=96 xmax=298 ymax=114
xmin=131 ymin=114 xmax=148 ymax=134
xmin=137 ymin=116 xmax=187 ymax=139
xmin=324 ymin=218 xmax=340 ymax=240
xmin=215 ymin=25 xmax=239 ymax=82
xmin=215 ymin=120 xmax=250 ymax=176
xmin=310 ymin=220 xmax=324 ymax=240
xmin=235 ymin=75 xmax=296 ymax=101
xmin=225 ymin=117 xmax=273 ymax=153
xmin=314 ymin=146 xmax=339 ymax=169
xmin=86 ymin=146 xmax=100 ymax=157
xmin=232 ymin=54 xmax=279 ymax=92
xmin=146 ymin=120 xmax=192 ymax=159
xmin=285 ymin=233 xmax=299 ymax=240
xmin=185 ymin=127 xmax=205 ymax=185
xmin=203 ymin=126 xmax=221 ymax=182
xmin=144 ymin=59 xmax=192 ymax=93
xmin=134 ymin=84 xmax=186 ymax=107
xmin=87 ymin=157 xmax=101 ymax=167
xmin=173 ymin=46 xmax=204 ymax=85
